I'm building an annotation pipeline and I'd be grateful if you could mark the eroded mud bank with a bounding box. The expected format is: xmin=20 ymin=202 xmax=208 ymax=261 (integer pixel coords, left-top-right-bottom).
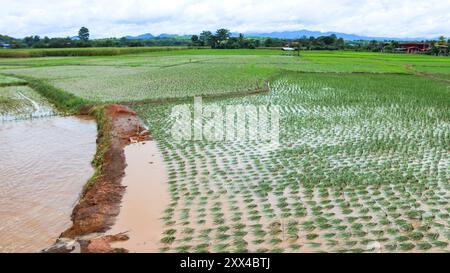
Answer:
xmin=45 ymin=104 xmax=150 ymax=253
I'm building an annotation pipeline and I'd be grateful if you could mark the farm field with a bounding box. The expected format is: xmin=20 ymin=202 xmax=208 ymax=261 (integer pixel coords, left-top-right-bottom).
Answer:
xmin=0 ymin=46 xmax=192 ymax=58
xmin=134 ymin=72 xmax=449 ymax=253
xmin=1 ymin=50 xmax=450 ymax=102
xmin=0 ymin=49 xmax=449 ymax=253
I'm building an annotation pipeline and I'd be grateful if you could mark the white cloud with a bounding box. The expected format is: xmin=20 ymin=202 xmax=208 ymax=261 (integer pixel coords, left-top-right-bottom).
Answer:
xmin=0 ymin=0 xmax=449 ymax=38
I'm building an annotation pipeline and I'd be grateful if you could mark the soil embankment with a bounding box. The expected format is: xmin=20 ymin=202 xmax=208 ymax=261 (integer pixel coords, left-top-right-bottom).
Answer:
xmin=44 ymin=104 xmax=149 ymax=253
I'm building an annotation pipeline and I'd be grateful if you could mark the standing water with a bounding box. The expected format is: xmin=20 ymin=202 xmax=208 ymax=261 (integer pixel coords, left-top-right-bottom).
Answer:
xmin=0 ymin=116 xmax=97 ymax=252
xmin=107 ymin=141 xmax=169 ymax=252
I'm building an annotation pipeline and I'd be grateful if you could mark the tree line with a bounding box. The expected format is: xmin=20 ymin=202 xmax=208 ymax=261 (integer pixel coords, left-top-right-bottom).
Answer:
xmin=1 ymin=27 xmax=194 ymax=49
xmin=1 ymin=27 xmax=449 ymax=56
xmin=191 ymin=29 xmax=260 ymax=49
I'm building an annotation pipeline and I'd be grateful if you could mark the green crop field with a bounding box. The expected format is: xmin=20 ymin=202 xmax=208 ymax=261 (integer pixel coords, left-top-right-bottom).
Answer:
xmin=134 ymin=72 xmax=449 ymax=253
xmin=0 ymin=49 xmax=449 ymax=253
xmin=0 ymin=46 xmax=192 ymax=58
xmin=1 ymin=50 xmax=449 ymax=103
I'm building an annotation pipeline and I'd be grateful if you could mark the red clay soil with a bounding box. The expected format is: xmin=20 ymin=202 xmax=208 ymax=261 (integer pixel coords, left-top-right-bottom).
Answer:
xmin=85 ymin=233 xmax=130 ymax=253
xmin=45 ymin=104 xmax=149 ymax=253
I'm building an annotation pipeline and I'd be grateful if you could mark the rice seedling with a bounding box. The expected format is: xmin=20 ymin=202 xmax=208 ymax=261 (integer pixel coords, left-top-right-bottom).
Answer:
xmin=399 ymin=242 xmax=415 ymax=251
xmin=306 ymin=233 xmax=319 ymax=240
xmin=161 ymin=236 xmax=176 ymax=244
xmin=213 ymin=243 xmax=229 ymax=253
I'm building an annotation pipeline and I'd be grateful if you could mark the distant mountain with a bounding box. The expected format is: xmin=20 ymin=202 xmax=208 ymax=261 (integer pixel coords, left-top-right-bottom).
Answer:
xmin=157 ymin=33 xmax=192 ymax=39
xmin=158 ymin=33 xmax=177 ymax=38
xmin=124 ymin=33 xmax=192 ymax=39
xmin=124 ymin=33 xmax=154 ymax=39
xmin=0 ymin=34 xmax=18 ymax=44
xmin=121 ymin=30 xmax=431 ymax=41
xmin=242 ymin=30 xmax=428 ymax=41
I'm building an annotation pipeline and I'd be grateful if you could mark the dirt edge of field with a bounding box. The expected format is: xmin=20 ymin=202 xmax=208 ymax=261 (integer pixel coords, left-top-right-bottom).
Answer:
xmin=405 ymin=64 xmax=450 ymax=84
xmin=43 ymin=104 xmax=149 ymax=253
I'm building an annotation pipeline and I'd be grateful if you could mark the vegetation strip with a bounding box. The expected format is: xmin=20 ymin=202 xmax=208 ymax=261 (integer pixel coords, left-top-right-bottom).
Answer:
xmin=0 ymin=46 xmax=197 ymax=58
xmin=0 ymin=81 xmax=28 ymax=87
xmin=0 ymin=74 xmax=28 ymax=87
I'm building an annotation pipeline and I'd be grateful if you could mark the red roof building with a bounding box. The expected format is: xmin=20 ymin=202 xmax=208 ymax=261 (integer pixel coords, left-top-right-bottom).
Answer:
xmin=397 ymin=42 xmax=430 ymax=53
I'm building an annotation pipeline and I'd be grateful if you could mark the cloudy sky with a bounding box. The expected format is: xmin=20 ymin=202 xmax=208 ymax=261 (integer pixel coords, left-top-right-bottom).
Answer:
xmin=1 ymin=0 xmax=449 ymax=38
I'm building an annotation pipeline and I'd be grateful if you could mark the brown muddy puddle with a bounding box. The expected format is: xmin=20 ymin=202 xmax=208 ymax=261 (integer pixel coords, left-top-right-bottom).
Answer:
xmin=0 ymin=116 xmax=97 ymax=252
xmin=107 ymin=141 xmax=169 ymax=253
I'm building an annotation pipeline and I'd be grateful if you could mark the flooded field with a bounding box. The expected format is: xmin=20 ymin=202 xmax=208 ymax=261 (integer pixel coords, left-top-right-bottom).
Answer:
xmin=0 ymin=85 xmax=55 ymax=122
xmin=108 ymin=141 xmax=169 ymax=252
xmin=0 ymin=116 xmax=97 ymax=252
xmin=134 ymin=74 xmax=450 ymax=253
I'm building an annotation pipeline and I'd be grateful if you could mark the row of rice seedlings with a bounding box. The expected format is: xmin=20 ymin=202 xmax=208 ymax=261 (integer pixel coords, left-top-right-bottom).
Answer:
xmin=135 ymin=72 xmax=449 ymax=253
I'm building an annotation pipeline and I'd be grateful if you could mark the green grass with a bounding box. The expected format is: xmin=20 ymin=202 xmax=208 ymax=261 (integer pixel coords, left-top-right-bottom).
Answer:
xmin=16 ymin=75 xmax=88 ymax=112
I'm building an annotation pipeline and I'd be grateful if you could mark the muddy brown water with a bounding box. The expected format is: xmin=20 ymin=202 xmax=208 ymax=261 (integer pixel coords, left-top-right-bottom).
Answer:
xmin=107 ymin=141 xmax=169 ymax=253
xmin=0 ymin=116 xmax=96 ymax=253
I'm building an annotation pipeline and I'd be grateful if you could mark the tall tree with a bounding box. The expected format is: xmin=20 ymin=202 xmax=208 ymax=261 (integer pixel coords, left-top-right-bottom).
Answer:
xmin=214 ymin=29 xmax=230 ymax=48
xmin=199 ymin=31 xmax=212 ymax=46
xmin=191 ymin=35 xmax=199 ymax=45
xmin=78 ymin=27 xmax=90 ymax=41
xmin=215 ymin=28 xmax=230 ymax=42
xmin=238 ymin=33 xmax=245 ymax=47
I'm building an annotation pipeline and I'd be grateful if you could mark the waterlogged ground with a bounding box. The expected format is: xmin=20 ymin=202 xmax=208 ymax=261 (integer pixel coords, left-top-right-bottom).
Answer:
xmin=0 ymin=75 xmax=97 ymax=252
xmin=0 ymin=116 xmax=97 ymax=252
xmin=0 ymin=85 xmax=55 ymax=122
xmin=134 ymin=73 xmax=450 ymax=253
xmin=107 ymin=141 xmax=169 ymax=252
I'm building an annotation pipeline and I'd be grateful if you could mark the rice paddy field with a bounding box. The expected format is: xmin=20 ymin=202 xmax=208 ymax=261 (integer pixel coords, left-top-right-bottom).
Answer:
xmin=0 ymin=84 xmax=55 ymax=122
xmin=1 ymin=49 xmax=449 ymax=253
xmin=2 ymin=49 xmax=449 ymax=103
